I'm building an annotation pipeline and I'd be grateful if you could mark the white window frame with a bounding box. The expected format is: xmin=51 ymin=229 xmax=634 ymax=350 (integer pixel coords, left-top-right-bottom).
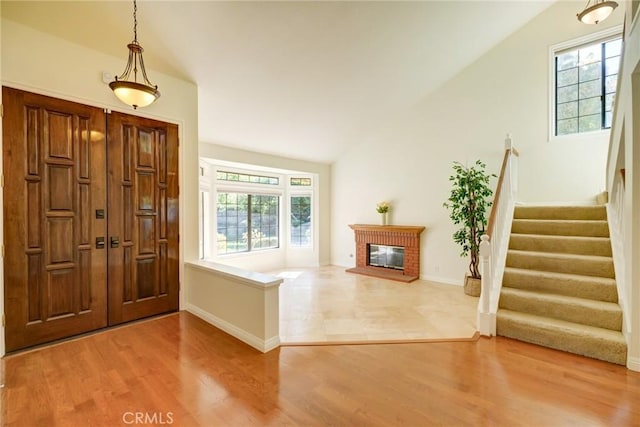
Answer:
xmin=548 ymin=25 xmax=623 ymax=143
xmin=198 ymin=164 xmax=212 ymax=260
xmin=288 ymin=176 xmax=314 ymax=249
xmin=212 ymin=166 xmax=284 ymax=258
xmin=198 ymin=160 xmax=318 ymax=261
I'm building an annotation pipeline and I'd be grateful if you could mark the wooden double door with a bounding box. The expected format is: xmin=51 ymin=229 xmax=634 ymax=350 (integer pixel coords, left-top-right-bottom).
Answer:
xmin=3 ymin=87 xmax=179 ymax=352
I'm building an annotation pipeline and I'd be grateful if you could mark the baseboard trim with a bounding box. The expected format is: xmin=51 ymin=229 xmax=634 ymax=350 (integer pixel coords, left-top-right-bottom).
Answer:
xmin=264 ymin=335 xmax=281 ymax=352
xmin=421 ymin=274 xmax=462 ymax=287
xmin=185 ymin=303 xmax=280 ymax=353
xmin=627 ymin=356 xmax=640 ymax=372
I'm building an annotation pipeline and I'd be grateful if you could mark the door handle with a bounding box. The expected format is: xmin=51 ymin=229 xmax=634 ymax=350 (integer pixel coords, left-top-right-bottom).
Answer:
xmin=110 ymin=236 xmax=120 ymax=248
xmin=96 ymin=237 xmax=105 ymax=249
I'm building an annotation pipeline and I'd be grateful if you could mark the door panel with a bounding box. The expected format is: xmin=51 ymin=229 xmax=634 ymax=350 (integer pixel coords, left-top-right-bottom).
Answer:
xmin=3 ymin=88 xmax=180 ymax=351
xmin=3 ymin=87 xmax=108 ymax=351
xmin=107 ymin=112 xmax=179 ymax=325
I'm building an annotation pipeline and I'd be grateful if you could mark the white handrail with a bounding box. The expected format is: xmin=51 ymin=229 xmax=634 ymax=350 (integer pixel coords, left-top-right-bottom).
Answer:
xmin=478 ymin=135 xmax=519 ymax=336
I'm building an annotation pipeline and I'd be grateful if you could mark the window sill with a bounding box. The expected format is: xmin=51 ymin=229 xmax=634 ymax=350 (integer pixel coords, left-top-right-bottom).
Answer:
xmin=213 ymin=247 xmax=283 ymax=260
xmin=548 ymin=129 xmax=610 ymax=144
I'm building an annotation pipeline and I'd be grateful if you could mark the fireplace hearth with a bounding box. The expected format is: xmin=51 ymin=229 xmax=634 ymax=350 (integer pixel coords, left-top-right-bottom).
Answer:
xmin=347 ymin=224 xmax=425 ymax=282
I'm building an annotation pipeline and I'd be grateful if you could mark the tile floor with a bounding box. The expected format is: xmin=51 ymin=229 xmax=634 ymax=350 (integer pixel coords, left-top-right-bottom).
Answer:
xmin=276 ymin=265 xmax=478 ymax=344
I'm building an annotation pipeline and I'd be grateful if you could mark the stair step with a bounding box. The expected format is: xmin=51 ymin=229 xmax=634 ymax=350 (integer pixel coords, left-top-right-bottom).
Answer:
xmin=511 ymin=219 xmax=610 ymax=237
xmin=514 ymin=205 xmax=607 ymax=220
xmin=509 ymin=234 xmax=612 ymax=257
xmin=496 ymin=309 xmax=627 ymax=365
xmin=499 ymin=287 xmax=622 ymax=330
xmin=503 ymin=267 xmax=618 ymax=302
xmin=506 ymin=250 xmax=614 ymax=278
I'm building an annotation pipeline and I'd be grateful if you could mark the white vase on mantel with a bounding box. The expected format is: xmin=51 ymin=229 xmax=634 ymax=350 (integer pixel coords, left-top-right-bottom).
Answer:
xmin=381 ymin=212 xmax=388 ymax=226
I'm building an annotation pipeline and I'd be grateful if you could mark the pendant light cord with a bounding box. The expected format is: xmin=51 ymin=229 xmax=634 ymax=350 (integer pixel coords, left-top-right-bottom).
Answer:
xmin=133 ymin=0 xmax=138 ymax=43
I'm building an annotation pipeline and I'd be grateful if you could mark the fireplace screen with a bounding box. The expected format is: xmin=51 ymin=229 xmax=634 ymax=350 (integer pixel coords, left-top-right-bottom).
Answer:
xmin=368 ymin=244 xmax=405 ymax=270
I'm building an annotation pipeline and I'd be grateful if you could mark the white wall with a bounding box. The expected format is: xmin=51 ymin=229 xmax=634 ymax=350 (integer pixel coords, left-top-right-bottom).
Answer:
xmin=0 ymin=19 xmax=200 ymax=348
xmin=200 ymin=142 xmax=332 ymax=271
xmin=331 ymin=1 xmax=624 ymax=285
xmin=185 ymin=261 xmax=281 ymax=353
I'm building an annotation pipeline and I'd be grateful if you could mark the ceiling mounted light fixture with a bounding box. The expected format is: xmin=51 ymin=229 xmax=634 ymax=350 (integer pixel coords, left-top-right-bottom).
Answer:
xmin=577 ymin=0 xmax=618 ymax=24
xmin=109 ymin=0 xmax=160 ymax=109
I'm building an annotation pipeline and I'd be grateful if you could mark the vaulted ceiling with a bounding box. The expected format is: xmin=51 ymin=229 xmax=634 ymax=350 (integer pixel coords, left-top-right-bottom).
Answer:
xmin=2 ymin=1 xmax=554 ymax=163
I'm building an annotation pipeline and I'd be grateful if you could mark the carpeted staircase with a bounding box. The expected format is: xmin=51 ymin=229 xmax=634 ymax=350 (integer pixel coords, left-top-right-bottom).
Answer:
xmin=496 ymin=205 xmax=627 ymax=365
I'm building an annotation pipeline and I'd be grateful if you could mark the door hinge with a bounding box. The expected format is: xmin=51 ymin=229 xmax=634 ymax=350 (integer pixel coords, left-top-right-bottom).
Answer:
xmin=1 ymin=174 xmax=4 ymax=188
xmin=2 ymin=314 xmax=5 ymax=327
xmin=1 ymin=245 xmax=4 ymax=258
xmin=0 ymin=103 xmax=3 ymax=117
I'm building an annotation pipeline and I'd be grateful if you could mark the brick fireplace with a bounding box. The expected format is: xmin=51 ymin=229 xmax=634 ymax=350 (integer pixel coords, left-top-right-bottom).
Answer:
xmin=346 ymin=224 xmax=425 ymax=283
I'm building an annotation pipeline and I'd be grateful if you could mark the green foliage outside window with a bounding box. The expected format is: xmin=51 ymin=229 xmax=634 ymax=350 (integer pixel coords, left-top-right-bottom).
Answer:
xmin=216 ymin=192 xmax=279 ymax=254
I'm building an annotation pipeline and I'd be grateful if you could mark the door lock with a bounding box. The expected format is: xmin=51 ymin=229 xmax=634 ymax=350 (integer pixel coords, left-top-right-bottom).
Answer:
xmin=110 ymin=236 xmax=120 ymax=248
xmin=96 ymin=237 xmax=105 ymax=249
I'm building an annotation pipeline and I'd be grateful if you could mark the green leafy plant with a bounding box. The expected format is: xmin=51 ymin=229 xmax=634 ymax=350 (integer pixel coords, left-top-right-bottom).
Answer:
xmin=443 ymin=160 xmax=496 ymax=279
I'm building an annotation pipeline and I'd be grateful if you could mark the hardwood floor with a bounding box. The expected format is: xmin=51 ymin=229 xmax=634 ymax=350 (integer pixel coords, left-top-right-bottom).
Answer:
xmin=2 ymin=311 xmax=639 ymax=426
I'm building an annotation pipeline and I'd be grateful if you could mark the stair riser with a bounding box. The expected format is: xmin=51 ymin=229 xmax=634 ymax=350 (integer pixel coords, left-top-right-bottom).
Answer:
xmin=497 ymin=317 xmax=626 ymax=365
xmin=511 ymin=220 xmax=610 ymax=237
xmin=501 ymin=206 xmax=623 ymax=364
xmin=506 ymin=252 xmax=614 ymax=278
xmin=499 ymin=292 xmax=622 ymax=330
xmin=514 ymin=206 xmax=607 ymax=220
xmin=502 ymin=270 xmax=618 ymax=302
xmin=508 ymin=235 xmax=612 ymax=257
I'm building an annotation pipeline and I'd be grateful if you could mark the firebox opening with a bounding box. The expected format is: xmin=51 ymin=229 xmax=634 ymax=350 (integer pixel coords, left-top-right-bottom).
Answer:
xmin=368 ymin=244 xmax=405 ymax=270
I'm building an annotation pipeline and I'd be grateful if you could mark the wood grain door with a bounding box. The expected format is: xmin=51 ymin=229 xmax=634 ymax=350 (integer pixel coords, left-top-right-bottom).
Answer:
xmin=3 ymin=87 xmax=108 ymax=351
xmin=106 ymin=112 xmax=179 ymax=325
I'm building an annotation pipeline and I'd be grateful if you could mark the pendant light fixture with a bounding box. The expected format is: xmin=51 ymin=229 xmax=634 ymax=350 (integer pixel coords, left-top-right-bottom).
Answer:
xmin=109 ymin=0 xmax=160 ymax=109
xmin=577 ymin=0 xmax=618 ymax=25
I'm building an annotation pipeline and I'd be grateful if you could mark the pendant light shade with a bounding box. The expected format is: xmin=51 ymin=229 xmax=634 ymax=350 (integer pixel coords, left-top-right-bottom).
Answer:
xmin=577 ymin=0 xmax=618 ymax=25
xmin=110 ymin=0 xmax=160 ymax=109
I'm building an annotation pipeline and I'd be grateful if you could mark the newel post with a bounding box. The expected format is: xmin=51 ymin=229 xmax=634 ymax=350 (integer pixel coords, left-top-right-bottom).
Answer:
xmin=478 ymin=234 xmax=493 ymax=336
xmin=505 ymin=133 xmax=513 ymax=151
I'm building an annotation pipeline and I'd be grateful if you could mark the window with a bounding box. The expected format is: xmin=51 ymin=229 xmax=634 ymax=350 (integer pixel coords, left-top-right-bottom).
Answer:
xmin=216 ymin=193 xmax=279 ymax=254
xmin=200 ymin=190 xmax=211 ymax=258
xmin=217 ymin=170 xmax=279 ymax=185
xmin=290 ymin=177 xmax=312 ymax=186
xmin=199 ymin=165 xmax=211 ymax=259
xmin=289 ymin=176 xmax=313 ymax=248
xmin=199 ymin=161 xmax=316 ymax=259
xmin=290 ymin=196 xmax=311 ymax=247
xmin=552 ymin=28 xmax=622 ymax=137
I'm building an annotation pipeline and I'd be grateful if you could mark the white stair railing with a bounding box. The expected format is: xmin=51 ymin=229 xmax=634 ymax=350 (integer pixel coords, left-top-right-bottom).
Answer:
xmin=478 ymin=135 xmax=519 ymax=336
xmin=604 ymin=0 xmax=640 ymax=371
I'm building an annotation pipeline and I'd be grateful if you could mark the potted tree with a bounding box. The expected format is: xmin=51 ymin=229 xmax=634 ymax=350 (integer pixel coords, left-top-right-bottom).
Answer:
xmin=443 ymin=160 xmax=495 ymax=296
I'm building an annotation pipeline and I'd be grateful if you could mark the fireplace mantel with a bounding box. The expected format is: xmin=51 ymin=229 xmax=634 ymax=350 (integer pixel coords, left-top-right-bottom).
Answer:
xmin=347 ymin=224 xmax=425 ymax=282
xmin=349 ymin=224 xmax=426 ymax=234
